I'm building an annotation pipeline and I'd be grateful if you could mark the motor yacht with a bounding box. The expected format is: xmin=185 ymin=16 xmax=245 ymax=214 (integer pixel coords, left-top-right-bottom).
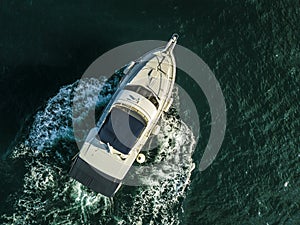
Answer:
xmin=69 ymin=34 xmax=178 ymax=197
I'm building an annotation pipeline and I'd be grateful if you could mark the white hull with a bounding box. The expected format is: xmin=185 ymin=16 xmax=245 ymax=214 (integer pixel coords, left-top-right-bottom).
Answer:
xmin=69 ymin=34 xmax=178 ymax=197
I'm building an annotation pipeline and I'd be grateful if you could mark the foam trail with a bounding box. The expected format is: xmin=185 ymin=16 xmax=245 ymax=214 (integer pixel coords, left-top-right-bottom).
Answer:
xmin=3 ymin=78 xmax=113 ymax=224
xmin=1 ymin=78 xmax=196 ymax=225
xmin=126 ymin=114 xmax=196 ymax=225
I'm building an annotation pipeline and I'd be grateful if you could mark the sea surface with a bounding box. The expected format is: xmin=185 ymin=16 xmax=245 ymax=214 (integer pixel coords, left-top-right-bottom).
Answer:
xmin=0 ymin=0 xmax=299 ymax=224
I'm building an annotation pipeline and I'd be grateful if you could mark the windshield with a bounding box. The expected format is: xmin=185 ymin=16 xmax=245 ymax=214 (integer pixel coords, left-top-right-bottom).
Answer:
xmin=124 ymin=85 xmax=159 ymax=109
xmin=98 ymin=107 xmax=146 ymax=154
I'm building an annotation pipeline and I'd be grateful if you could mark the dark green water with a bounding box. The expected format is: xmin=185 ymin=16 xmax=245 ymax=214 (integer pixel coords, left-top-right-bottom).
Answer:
xmin=0 ymin=0 xmax=299 ymax=224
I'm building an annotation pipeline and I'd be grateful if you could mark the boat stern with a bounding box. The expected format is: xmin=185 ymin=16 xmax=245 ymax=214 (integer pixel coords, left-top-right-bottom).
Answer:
xmin=69 ymin=156 xmax=121 ymax=197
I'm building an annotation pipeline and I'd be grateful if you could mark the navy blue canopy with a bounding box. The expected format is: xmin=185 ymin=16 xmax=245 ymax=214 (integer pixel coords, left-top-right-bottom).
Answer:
xmin=98 ymin=107 xmax=146 ymax=154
